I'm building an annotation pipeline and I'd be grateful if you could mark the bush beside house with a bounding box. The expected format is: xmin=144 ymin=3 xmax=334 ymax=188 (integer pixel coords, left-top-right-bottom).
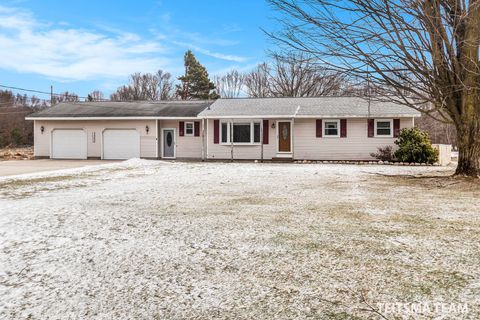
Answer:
xmin=394 ymin=128 xmax=439 ymax=164
xmin=371 ymin=127 xmax=439 ymax=164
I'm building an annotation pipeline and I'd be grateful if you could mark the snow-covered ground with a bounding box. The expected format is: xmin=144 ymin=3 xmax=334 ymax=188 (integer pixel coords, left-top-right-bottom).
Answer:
xmin=1 ymin=160 xmax=479 ymax=319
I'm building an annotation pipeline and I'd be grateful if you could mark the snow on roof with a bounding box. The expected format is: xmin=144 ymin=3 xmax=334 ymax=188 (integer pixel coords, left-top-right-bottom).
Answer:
xmin=199 ymin=97 xmax=421 ymax=118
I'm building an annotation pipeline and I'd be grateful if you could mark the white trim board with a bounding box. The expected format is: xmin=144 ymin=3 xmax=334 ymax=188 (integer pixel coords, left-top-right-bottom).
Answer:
xmin=26 ymin=116 xmax=200 ymax=121
xmin=374 ymin=119 xmax=394 ymax=138
xmin=26 ymin=115 xmax=420 ymax=121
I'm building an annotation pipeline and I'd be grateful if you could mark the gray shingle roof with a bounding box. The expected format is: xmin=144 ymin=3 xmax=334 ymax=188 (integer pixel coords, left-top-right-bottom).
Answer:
xmin=26 ymin=97 xmax=421 ymax=119
xmin=199 ymin=97 xmax=421 ymax=118
xmin=27 ymin=101 xmax=213 ymax=118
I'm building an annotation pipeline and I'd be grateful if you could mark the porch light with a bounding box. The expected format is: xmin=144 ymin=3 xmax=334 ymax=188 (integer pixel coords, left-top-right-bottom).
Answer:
xmin=40 ymin=126 xmax=45 ymax=134
xmin=145 ymin=125 xmax=150 ymax=134
xmin=271 ymin=122 xmax=276 ymax=129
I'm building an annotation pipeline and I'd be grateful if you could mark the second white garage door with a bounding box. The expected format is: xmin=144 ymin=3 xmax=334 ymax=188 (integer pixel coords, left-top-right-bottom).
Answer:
xmin=102 ymin=129 xmax=140 ymax=160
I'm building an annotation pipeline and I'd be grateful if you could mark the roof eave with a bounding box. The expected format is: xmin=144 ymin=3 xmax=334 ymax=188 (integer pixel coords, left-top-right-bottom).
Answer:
xmin=25 ymin=116 xmax=200 ymax=121
xmin=199 ymin=114 xmax=421 ymax=119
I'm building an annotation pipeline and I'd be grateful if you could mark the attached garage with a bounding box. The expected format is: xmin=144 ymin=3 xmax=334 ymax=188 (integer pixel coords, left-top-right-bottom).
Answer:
xmin=102 ymin=129 xmax=140 ymax=160
xmin=27 ymin=101 xmax=213 ymax=159
xmin=51 ymin=129 xmax=87 ymax=159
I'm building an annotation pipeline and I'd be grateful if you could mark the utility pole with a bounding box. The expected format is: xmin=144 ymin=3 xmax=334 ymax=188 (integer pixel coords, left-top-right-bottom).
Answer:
xmin=50 ymin=85 xmax=53 ymax=106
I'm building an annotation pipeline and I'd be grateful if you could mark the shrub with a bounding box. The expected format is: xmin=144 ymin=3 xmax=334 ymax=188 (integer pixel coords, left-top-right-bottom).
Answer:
xmin=10 ymin=127 xmax=23 ymax=146
xmin=394 ymin=127 xmax=439 ymax=164
xmin=0 ymin=133 xmax=5 ymax=148
xmin=370 ymin=146 xmax=395 ymax=161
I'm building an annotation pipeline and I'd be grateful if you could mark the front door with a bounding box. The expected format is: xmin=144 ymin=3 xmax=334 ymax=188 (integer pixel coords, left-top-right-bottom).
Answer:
xmin=278 ymin=121 xmax=291 ymax=153
xmin=163 ymin=129 xmax=175 ymax=158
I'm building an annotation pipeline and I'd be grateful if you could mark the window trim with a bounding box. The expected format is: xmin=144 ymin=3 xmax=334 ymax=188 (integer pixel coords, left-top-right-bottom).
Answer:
xmin=184 ymin=121 xmax=194 ymax=136
xmin=220 ymin=120 xmax=261 ymax=145
xmin=374 ymin=119 xmax=393 ymax=138
xmin=323 ymin=119 xmax=340 ymax=138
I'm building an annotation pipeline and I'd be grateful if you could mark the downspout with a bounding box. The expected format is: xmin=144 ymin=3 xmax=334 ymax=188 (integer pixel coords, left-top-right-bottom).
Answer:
xmin=230 ymin=118 xmax=234 ymax=162
xmin=293 ymin=106 xmax=300 ymax=161
xmin=155 ymin=120 xmax=159 ymax=159
xmin=291 ymin=118 xmax=295 ymax=160
xmin=201 ymin=118 xmax=205 ymax=161
xmin=261 ymin=118 xmax=264 ymax=163
xmin=33 ymin=120 xmax=36 ymax=158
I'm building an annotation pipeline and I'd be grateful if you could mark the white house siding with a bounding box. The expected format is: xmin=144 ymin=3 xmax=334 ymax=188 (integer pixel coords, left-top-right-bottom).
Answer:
xmin=293 ymin=118 xmax=414 ymax=160
xmin=205 ymin=117 xmax=414 ymax=161
xmin=205 ymin=119 xmax=281 ymax=160
xmin=158 ymin=120 xmax=203 ymax=159
xmin=33 ymin=120 xmax=157 ymax=159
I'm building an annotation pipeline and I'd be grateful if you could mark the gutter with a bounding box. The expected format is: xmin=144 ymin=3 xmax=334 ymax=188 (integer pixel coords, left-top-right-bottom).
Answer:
xmin=25 ymin=116 xmax=201 ymax=121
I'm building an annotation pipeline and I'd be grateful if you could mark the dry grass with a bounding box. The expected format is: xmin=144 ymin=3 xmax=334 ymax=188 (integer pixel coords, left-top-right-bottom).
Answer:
xmin=0 ymin=161 xmax=479 ymax=319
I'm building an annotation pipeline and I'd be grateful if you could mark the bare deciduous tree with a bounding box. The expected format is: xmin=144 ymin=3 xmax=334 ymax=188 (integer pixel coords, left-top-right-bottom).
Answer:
xmin=244 ymin=63 xmax=271 ymax=98
xmin=268 ymin=0 xmax=480 ymax=177
xmin=110 ymin=70 xmax=174 ymax=101
xmin=0 ymin=90 xmax=48 ymax=147
xmin=52 ymin=92 xmax=79 ymax=104
xmin=268 ymin=53 xmax=345 ymax=97
xmin=87 ymin=90 xmax=105 ymax=102
xmin=156 ymin=70 xmax=174 ymax=100
xmin=243 ymin=55 xmax=347 ymax=98
xmin=417 ymin=114 xmax=457 ymax=146
xmin=214 ymin=70 xmax=245 ymax=98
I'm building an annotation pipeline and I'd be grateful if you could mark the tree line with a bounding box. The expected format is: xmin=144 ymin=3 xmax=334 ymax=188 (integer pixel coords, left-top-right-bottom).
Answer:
xmin=107 ymin=51 xmax=354 ymax=101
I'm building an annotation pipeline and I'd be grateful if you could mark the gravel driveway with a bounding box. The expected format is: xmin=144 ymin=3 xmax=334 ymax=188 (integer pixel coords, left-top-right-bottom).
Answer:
xmin=0 ymin=160 xmax=479 ymax=319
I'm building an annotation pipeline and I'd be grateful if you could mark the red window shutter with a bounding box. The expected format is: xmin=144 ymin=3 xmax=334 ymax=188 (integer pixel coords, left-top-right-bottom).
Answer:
xmin=263 ymin=120 xmax=269 ymax=144
xmin=340 ymin=119 xmax=347 ymax=138
xmin=393 ymin=119 xmax=400 ymax=137
xmin=316 ymin=119 xmax=322 ymax=137
xmin=213 ymin=120 xmax=219 ymax=144
xmin=194 ymin=121 xmax=200 ymax=137
xmin=179 ymin=121 xmax=185 ymax=136
xmin=368 ymin=119 xmax=375 ymax=137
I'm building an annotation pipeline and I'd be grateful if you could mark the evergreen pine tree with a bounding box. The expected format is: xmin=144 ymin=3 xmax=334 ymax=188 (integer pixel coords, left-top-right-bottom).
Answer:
xmin=177 ymin=50 xmax=219 ymax=100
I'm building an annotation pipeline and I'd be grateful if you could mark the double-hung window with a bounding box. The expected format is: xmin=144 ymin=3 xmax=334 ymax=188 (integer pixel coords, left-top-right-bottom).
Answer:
xmin=221 ymin=121 xmax=261 ymax=144
xmin=324 ymin=119 xmax=340 ymax=137
xmin=185 ymin=122 xmax=194 ymax=136
xmin=374 ymin=119 xmax=393 ymax=137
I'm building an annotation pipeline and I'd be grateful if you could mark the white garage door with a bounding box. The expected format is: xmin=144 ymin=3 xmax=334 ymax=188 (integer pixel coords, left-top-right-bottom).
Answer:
xmin=51 ymin=129 xmax=87 ymax=159
xmin=103 ymin=129 xmax=140 ymax=160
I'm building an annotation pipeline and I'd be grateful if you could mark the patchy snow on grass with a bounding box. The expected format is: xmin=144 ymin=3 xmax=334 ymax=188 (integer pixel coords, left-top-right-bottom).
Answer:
xmin=0 ymin=161 xmax=479 ymax=319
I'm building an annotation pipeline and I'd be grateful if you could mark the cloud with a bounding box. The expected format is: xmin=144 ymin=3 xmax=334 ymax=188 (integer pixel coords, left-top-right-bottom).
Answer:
xmin=172 ymin=41 xmax=247 ymax=63
xmin=0 ymin=5 xmax=250 ymax=83
xmin=0 ymin=5 xmax=173 ymax=81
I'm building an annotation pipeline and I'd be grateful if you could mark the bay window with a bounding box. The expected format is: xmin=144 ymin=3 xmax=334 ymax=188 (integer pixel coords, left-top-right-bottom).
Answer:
xmin=221 ymin=121 xmax=261 ymax=144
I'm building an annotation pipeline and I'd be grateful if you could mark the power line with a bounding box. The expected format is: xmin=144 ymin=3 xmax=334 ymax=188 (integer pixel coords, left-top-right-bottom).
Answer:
xmin=0 ymin=84 xmax=108 ymax=101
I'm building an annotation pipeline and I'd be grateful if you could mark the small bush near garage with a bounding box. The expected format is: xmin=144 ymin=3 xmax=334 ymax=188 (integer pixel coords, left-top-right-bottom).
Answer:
xmin=370 ymin=146 xmax=395 ymax=161
xmin=394 ymin=127 xmax=439 ymax=164
xmin=10 ymin=128 xmax=24 ymax=145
